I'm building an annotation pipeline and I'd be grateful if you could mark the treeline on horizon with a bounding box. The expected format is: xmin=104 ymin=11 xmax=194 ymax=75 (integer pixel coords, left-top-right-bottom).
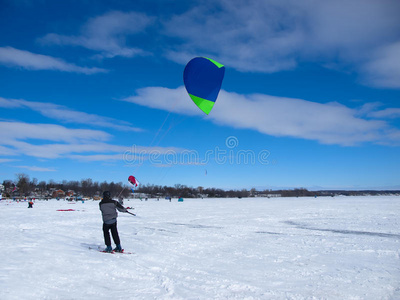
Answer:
xmin=136 ymin=184 xmax=399 ymax=198
xmin=1 ymin=174 xmax=398 ymax=198
xmin=1 ymin=174 xmax=131 ymax=198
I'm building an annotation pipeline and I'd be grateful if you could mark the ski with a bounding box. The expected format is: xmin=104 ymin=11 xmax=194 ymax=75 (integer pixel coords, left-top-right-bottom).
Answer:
xmin=100 ymin=250 xmax=134 ymax=254
xmin=89 ymin=247 xmax=133 ymax=254
xmin=116 ymin=250 xmax=133 ymax=254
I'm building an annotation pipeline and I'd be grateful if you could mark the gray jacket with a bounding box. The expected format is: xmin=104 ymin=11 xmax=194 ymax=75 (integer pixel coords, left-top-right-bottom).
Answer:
xmin=99 ymin=198 xmax=127 ymax=224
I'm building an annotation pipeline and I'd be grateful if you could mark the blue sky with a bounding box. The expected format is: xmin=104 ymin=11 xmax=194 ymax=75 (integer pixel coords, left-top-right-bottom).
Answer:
xmin=1 ymin=0 xmax=400 ymax=190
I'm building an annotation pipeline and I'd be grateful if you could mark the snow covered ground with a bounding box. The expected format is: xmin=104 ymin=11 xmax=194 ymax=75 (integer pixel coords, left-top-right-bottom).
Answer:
xmin=1 ymin=196 xmax=400 ymax=299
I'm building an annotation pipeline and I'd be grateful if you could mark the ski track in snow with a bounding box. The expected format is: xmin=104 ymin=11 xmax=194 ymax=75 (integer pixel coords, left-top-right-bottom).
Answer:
xmin=1 ymin=196 xmax=400 ymax=299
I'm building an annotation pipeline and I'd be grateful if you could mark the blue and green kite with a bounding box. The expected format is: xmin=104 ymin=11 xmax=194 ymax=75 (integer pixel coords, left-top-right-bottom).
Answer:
xmin=183 ymin=57 xmax=225 ymax=115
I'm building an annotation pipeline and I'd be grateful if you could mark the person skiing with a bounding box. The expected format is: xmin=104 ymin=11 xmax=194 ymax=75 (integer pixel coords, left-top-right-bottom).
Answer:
xmin=99 ymin=191 xmax=128 ymax=252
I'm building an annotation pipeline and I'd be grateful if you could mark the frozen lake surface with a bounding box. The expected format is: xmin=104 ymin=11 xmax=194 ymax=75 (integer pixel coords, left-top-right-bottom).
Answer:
xmin=1 ymin=196 xmax=400 ymax=299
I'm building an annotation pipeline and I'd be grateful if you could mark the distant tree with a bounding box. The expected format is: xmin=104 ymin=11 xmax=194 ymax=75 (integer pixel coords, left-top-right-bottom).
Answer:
xmin=16 ymin=173 xmax=30 ymax=196
xmin=100 ymin=181 xmax=108 ymax=193
xmin=47 ymin=180 xmax=56 ymax=190
xmin=108 ymin=181 xmax=118 ymax=197
xmin=81 ymin=178 xmax=93 ymax=197
xmin=2 ymin=180 xmax=13 ymax=192
xmin=29 ymin=177 xmax=38 ymax=193
xmin=37 ymin=181 xmax=46 ymax=196
xmin=197 ymin=186 xmax=204 ymax=194
xmin=92 ymin=181 xmax=100 ymax=196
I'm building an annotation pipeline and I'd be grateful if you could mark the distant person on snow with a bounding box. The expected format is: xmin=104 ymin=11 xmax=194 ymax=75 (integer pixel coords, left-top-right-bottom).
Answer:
xmin=99 ymin=191 xmax=127 ymax=252
xmin=28 ymin=200 xmax=33 ymax=208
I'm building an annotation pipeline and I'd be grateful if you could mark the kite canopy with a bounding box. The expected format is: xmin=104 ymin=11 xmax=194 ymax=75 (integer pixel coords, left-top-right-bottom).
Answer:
xmin=128 ymin=175 xmax=139 ymax=187
xmin=183 ymin=57 xmax=225 ymax=115
xmin=128 ymin=175 xmax=139 ymax=193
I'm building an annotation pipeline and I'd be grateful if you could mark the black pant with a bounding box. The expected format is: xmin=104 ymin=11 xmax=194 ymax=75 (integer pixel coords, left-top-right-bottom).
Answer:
xmin=103 ymin=222 xmax=120 ymax=246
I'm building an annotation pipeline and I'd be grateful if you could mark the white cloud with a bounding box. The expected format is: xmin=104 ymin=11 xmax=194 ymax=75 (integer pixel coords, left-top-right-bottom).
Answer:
xmin=362 ymin=42 xmax=400 ymax=88
xmin=4 ymin=141 xmax=117 ymax=159
xmin=33 ymin=2 xmax=400 ymax=87
xmin=123 ymin=86 xmax=400 ymax=146
xmin=358 ymin=102 xmax=400 ymax=119
xmin=0 ymin=46 xmax=107 ymax=74
xmin=0 ymin=97 xmax=143 ymax=132
xmin=39 ymin=11 xmax=154 ymax=59
xmin=123 ymin=86 xmax=199 ymax=115
xmin=163 ymin=0 xmax=303 ymax=72
xmin=0 ymin=121 xmax=112 ymax=159
xmin=213 ymin=91 xmax=392 ymax=146
xmin=366 ymin=108 xmax=400 ymax=119
xmin=0 ymin=144 xmax=18 ymax=156
xmin=0 ymin=120 xmax=186 ymax=161
xmin=68 ymin=154 xmax=124 ymax=162
xmin=304 ymin=0 xmax=400 ymax=57
xmin=16 ymin=166 xmax=56 ymax=172
xmin=0 ymin=158 xmax=18 ymax=163
xmin=162 ymin=0 xmax=400 ymax=87
xmin=0 ymin=121 xmax=110 ymax=144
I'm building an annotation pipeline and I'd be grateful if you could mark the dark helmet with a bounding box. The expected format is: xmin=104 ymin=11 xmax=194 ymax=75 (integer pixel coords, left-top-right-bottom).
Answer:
xmin=103 ymin=191 xmax=111 ymax=198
